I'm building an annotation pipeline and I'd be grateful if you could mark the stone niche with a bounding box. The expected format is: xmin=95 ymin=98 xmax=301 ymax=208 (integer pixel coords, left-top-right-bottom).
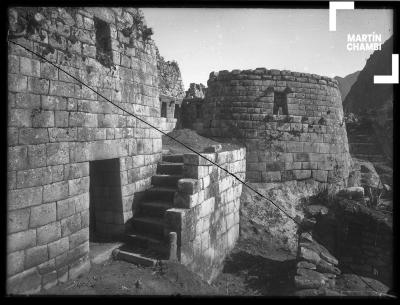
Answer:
xmin=201 ymin=68 xmax=352 ymax=187
xmin=7 ymin=7 xmax=163 ymax=294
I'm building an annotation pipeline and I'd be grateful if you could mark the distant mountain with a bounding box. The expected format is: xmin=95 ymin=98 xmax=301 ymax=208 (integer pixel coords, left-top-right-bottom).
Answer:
xmin=343 ymin=36 xmax=393 ymax=113
xmin=334 ymin=71 xmax=360 ymax=101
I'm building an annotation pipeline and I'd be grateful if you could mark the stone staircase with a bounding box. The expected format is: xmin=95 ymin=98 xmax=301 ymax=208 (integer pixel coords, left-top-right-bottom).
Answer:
xmin=114 ymin=154 xmax=184 ymax=266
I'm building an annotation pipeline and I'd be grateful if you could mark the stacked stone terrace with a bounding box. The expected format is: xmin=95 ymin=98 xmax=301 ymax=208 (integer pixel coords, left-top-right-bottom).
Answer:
xmin=202 ymin=68 xmax=352 ymax=186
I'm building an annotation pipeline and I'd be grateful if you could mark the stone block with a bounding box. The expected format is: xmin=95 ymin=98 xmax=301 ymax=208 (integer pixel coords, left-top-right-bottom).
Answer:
xmin=8 ymin=186 xmax=43 ymax=211
xmin=8 ymin=74 xmax=27 ymax=92
xmin=8 ymin=109 xmax=32 ymax=127
xmin=55 ymin=111 xmax=69 ymax=127
xmin=8 ymin=146 xmax=28 ymax=171
xmin=265 ymin=161 xmax=284 ymax=171
xmin=61 ymin=213 xmax=82 ymax=237
xmin=37 ymin=221 xmax=61 ymax=245
xmin=16 ymin=168 xmax=46 ymax=188
xmin=48 ymin=237 xmax=69 ymax=258
xmin=41 ymin=96 xmax=68 ymax=111
xmin=7 ymin=251 xmax=25 ymax=276
xmin=28 ymin=144 xmax=47 ymax=168
xmin=293 ymin=170 xmax=311 ymax=180
xmin=8 ymin=55 xmax=19 ymax=74
xmin=69 ymin=112 xmax=98 ymax=127
xmin=81 ymin=210 xmax=89 ymax=228
xmin=312 ymin=170 xmax=328 ymax=182
xmin=20 ymin=57 xmax=40 ymax=77
xmin=57 ymin=197 xmax=76 ymax=220
xmin=299 ymin=246 xmax=321 ymax=264
xmin=337 ymin=187 xmax=364 ymax=200
xmin=30 ymin=203 xmax=57 ymax=228
xmin=177 ymin=178 xmax=200 ymax=194
xmin=49 ymin=80 xmax=75 ymax=97
xmin=8 ymin=208 xmax=30 ymax=234
xmin=8 ymin=127 xmax=19 ymax=146
xmin=7 ymin=229 xmax=36 ymax=253
xmin=297 ymin=261 xmax=317 ymax=270
xmin=27 ymin=77 xmax=49 ymax=94
xmin=19 ymin=128 xmax=49 ymax=144
xmin=69 ymin=227 xmax=89 ymax=249
xmin=43 ymin=181 xmax=69 ymax=202
xmin=262 ymin=171 xmax=281 ymax=182
xmin=68 ymin=177 xmax=89 ymax=196
xmin=183 ymin=153 xmax=216 ymax=166
xmin=199 ymin=198 xmax=215 ymax=218
xmin=25 ymin=244 xmax=48 ymax=269
xmin=7 ymin=267 xmax=41 ymax=295
xmin=37 ymin=259 xmax=56 ymax=276
xmin=15 ymin=93 xmax=41 ymax=109
xmin=41 ymin=62 xmax=58 ymax=80
xmin=31 ymin=110 xmax=54 ymax=128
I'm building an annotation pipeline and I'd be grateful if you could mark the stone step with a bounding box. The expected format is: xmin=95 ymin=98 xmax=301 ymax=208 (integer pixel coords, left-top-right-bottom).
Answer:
xmin=162 ymin=154 xmax=184 ymax=163
xmin=143 ymin=186 xmax=177 ymax=202
xmin=113 ymin=248 xmax=159 ymax=267
xmin=138 ymin=200 xmax=174 ymax=218
xmin=124 ymin=231 xmax=169 ymax=257
xmin=131 ymin=216 xmax=165 ymax=238
xmin=151 ymin=174 xmax=183 ymax=187
xmin=156 ymin=163 xmax=184 ymax=175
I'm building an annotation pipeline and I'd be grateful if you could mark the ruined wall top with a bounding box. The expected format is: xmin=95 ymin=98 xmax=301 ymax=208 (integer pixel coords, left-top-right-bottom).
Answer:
xmin=156 ymin=47 xmax=185 ymax=102
xmin=185 ymin=83 xmax=207 ymax=99
xmin=208 ymin=68 xmax=339 ymax=88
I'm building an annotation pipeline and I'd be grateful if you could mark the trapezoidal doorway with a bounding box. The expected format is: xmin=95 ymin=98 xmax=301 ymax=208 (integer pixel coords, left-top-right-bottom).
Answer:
xmin=89 ymin=158 xmax=124 ymax=242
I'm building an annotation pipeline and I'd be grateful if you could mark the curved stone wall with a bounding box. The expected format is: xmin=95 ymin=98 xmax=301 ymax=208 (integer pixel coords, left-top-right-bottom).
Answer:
xmin=202 ymin=68 xmax=351 ymax=185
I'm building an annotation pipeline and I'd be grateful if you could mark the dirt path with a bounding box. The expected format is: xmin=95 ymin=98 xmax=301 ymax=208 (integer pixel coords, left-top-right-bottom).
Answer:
xmin=41 ymin=238 xmax=296 ymax=296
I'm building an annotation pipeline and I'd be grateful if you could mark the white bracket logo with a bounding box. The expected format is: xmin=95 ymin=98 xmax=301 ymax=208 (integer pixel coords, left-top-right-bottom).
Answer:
xmin=374 ymin=54 xmax=399 ymax=84
xmin=329 ymin=2 xmax=354 ymax=31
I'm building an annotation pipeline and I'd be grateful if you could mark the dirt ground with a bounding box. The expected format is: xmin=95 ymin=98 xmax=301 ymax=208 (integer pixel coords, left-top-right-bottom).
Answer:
xmin=41 ymin=238 xmax=295 ymax=296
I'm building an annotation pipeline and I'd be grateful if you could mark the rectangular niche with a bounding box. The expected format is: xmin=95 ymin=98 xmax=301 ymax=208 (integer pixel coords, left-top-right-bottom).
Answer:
xmin=94 ymin=17 xmax=113 ymax=68
xmin=161 ymin=102 xmax=167 ymax=118
xmin=273 ymin=91 xmax=288 ymax=115
xmin=89 ymin=158 xmax=123 ymax=242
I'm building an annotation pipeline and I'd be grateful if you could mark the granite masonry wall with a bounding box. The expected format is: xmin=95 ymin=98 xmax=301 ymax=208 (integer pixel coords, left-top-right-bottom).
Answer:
xmin=165 ymin=147 xmax=246 ymax=282
xmin=312 ymin=198 xmax=393 ymax=287
xmin=181 ymin=83 xmax=206 ymax=133
xmin=202 ymin=68 xmax=352 ymax=187
xmin=157 ymin=48 xmax=185 ymax=133
xmin=7 ymin=7 xmax=163 ymax=293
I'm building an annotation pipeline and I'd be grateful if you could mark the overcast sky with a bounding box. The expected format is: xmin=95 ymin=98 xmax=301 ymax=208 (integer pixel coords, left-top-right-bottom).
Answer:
xmin=142 ymin=8 xmax=393 ymax=90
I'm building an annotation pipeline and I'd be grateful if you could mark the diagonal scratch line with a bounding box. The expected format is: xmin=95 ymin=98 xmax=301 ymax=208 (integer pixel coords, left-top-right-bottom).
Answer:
xmin=7 ymin=38 xmax=395 ymax=298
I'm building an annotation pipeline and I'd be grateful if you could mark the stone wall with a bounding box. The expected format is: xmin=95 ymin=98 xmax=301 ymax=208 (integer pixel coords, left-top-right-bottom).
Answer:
xmin=180 ymin=83 xmax=206 ymax=133
xmin=312 ymin=198 xmax=393 ymax=287
xmin=156 ymin=48 xmax=185 ymax=133
xmin=165 ymin=147 xmax=246 ymax=282
xmin=7 ymin=7 xmax=163 ymax=294
xmin=201 ymin=68 xmax=351 ymax=187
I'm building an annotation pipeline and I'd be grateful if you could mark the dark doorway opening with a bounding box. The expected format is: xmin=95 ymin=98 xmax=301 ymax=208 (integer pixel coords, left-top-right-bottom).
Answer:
xmin=89 ymin=158 xmax=122 ymax=242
